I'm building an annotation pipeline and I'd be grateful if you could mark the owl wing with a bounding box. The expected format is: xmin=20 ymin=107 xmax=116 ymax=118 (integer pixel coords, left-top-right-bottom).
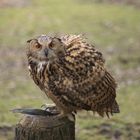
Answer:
xmin=54 ymin=36 xmax=119 ymax=117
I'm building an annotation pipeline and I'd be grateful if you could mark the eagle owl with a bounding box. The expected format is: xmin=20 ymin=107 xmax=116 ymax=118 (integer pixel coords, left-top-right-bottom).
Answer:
xmin=26 ymin=34 xmax=119 ymax=118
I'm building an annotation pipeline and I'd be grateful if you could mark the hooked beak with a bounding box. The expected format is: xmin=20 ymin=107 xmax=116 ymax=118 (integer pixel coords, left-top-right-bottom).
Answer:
xmin=44 ymin=48 xmax=48 ymax=57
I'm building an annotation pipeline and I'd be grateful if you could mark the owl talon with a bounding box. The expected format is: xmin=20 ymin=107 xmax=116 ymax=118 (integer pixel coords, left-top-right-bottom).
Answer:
xmin=41 ymin=103 xmax=55 ymax=109
xmin=41 ymin=104 xmax=60 ymax=115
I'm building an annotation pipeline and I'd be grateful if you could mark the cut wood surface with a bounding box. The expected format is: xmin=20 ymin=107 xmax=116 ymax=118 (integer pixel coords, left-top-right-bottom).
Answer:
xmin=15 ymin=114 xmax=75 ymax=140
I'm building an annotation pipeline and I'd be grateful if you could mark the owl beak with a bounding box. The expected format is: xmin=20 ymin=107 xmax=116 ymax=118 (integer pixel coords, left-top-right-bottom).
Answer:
xmin=44 ymin=48 xmax=48 ymax=57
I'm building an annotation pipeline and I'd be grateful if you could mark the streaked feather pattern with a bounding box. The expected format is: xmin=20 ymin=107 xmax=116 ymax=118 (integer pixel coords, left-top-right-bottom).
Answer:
xmin=26 ymin=34 xmax=120 ymax=117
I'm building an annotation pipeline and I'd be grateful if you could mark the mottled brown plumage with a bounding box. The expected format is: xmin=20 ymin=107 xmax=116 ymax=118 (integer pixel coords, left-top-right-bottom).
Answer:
xmin=26 ymin=34 xmax=120 ymax=118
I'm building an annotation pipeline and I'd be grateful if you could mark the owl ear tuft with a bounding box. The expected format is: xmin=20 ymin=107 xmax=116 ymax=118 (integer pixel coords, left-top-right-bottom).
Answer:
xmin=27 ymin=39 xmax=38 ymax=43
xmin=49 ymin=37 xmax=62 ymax=47
xmin=27 ymin=39 xmax=32 ymax=43
xmin=52 ymin=37 xmax=62 ymax=44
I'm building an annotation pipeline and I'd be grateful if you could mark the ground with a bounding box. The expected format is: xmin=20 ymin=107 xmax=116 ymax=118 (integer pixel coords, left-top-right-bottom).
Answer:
xmin=0 ymin=0 xmax=140 ymax=139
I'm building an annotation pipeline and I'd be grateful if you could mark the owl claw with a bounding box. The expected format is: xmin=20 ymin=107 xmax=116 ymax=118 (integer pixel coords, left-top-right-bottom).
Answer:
xmin=41 ymin=104 xmax=60 ymax=115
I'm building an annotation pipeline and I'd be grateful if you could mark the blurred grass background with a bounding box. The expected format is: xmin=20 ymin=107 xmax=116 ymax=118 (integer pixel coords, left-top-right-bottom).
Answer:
xmin=0 ymin=0 xmax=140 ymax=139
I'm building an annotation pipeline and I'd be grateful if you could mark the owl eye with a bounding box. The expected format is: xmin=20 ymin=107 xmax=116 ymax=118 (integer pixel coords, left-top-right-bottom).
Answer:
xmin=49 ymin=38 xmax=61 ymax=50
xmin=48 ymin=42 xmax=54 ymax=50
xmin=34 ymin=42 xmax=42 ymax=49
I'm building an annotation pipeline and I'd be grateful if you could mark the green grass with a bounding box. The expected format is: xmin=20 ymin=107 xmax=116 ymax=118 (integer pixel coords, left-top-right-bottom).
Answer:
xmin=0 ymin=0 xmax=140 ymax=139
xmin=0 ymin=0 xmax=140 ymax=47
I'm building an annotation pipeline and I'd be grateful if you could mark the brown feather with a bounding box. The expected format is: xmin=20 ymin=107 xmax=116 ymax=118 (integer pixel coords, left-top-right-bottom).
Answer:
xmin=26 ymin=34 xmax=120 ymax=117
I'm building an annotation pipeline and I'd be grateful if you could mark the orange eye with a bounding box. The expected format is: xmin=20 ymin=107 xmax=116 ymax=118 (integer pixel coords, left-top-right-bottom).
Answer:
xmin=49 ymin=42 xmax=54 ymax=50
xmin=35 ymin=43 xmax=42 ymax=49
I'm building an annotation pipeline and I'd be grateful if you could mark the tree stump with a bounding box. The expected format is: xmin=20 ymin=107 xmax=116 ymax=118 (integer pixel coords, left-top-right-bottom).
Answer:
xmin=14 ymin=109 xmax=75 ymax=140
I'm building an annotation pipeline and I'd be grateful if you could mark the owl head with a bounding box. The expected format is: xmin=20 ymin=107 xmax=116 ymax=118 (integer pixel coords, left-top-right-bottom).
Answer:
xmin=26 ymin=35 xmax=66 ymax=63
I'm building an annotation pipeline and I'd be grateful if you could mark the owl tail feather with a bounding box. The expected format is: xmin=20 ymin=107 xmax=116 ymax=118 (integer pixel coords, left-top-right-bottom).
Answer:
xmin=111 ymin=100 xmax=120 ymax=114
xmin=96 ymin=100 xmax=120 ymax=118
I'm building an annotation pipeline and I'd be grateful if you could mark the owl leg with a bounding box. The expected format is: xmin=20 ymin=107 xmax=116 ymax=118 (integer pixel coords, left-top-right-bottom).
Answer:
xmin=41 ymin=103 xmax=55 ymax=109
xmin=41 ymin=104 xmax=75 ymax=121
xmin=41 ymin=104 xmax=59 ymax=115
xmin=57 ymin=110 xmax=75 ymax=122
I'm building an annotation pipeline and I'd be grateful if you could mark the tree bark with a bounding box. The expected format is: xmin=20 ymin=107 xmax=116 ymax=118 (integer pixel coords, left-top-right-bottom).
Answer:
xmin=15 ymin=114 xmax=75 ymax=140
